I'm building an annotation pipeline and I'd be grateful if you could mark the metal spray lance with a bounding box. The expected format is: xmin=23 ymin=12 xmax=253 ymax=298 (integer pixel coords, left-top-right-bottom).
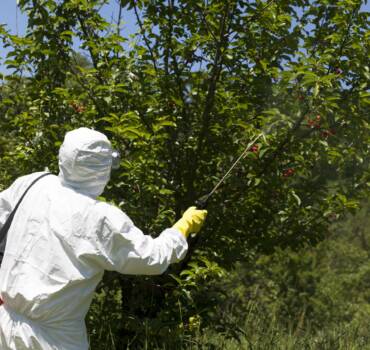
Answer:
xmin=195 ymin=133 xmax=265 ymax=209
xmin=178 ymin=133 xmax=266 ymax=271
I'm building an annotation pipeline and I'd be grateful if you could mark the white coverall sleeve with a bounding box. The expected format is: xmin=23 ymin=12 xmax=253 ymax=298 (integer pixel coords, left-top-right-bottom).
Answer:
xmin=0 ymin=179 xmax=21 ymax=229
xmin=93 ymin=203 xmax=188 ymax=275
xmin=0 ymin=188 xmax=13 ymax=229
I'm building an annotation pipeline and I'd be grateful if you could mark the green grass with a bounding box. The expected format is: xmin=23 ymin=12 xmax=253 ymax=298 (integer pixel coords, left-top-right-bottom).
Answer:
xmin=191 ymin=323 xmax=370 ymax=350
xmin=91 ymin=309 xmax=370 ymax=350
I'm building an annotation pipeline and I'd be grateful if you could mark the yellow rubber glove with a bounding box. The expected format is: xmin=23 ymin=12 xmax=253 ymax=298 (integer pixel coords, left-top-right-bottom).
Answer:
xmin=173 ymin=206 xmax=208 ymax=238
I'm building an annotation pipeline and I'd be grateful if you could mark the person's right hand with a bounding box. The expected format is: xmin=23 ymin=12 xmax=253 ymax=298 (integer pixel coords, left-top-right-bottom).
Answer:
xmin=173 ymin=206 xmax=208 ymax=238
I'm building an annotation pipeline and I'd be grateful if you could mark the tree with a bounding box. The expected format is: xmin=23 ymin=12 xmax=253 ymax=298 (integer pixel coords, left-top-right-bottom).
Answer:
xmin=0 ymin=0 xmax=368 ymax=347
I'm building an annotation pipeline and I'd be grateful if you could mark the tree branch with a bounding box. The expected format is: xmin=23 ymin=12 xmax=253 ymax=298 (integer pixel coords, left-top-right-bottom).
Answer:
xmin=133 ymin=3 xmax=158 ymax=73
xmin=77 ymin=12 xmax=105 ymax=86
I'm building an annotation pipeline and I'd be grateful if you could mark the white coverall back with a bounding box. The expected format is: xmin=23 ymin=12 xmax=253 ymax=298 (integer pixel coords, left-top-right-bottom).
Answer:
xmin=0 ymin=128 xmax=187 ymax=350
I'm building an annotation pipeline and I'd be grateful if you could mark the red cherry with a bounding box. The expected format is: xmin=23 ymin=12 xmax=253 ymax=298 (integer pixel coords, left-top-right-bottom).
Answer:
xmin=283 ymin=168 xmax=295 ymax=177
xmin=307 ymin=119 xmax=315 ymax=127
xmin=76 ymin=105 xmax=85 ymax=113
xmin=70 ymin=101 xmax=85 ymax=113
xmin=306 ymin=116 xmax=321 ymax=129
xmin=321 ymin=130 xmax=329 ymax=138
xmin=250 ymin=144 xmax=259 ymax=153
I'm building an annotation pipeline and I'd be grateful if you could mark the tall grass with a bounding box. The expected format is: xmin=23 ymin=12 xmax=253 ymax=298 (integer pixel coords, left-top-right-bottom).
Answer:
xmin=90 ymin=301 xmax=370 ymax=349
xmin=192 ymin=320 xmax=370 ymax=350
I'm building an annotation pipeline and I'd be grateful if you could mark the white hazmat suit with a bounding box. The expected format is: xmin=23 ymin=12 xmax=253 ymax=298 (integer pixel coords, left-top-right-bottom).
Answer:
xmin=0 ymin=128 xmax=188 ymax=350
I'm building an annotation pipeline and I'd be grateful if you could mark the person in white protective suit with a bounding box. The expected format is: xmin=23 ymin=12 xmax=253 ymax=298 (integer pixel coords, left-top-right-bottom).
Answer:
xmin=0 ymin=127 xmax=207 ymax=350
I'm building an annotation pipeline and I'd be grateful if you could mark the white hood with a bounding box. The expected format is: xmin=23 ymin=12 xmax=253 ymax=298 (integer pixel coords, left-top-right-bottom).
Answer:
xmin=58 ymin=128 xmax=112 ymax=198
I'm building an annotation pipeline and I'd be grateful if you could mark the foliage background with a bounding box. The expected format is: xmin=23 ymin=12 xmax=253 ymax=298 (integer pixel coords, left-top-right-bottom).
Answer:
xmin=0 ymin=0 xmax=369 ymax=348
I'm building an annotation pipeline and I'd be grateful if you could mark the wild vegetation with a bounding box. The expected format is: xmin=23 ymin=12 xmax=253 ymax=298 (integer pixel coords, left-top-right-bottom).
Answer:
xmin=0 ymin=0 xmax=369 ymax=348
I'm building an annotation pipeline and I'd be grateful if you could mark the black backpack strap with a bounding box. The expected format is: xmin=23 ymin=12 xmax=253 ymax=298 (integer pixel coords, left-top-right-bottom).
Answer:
xmin=0 ymin=173 xmax=52 ymax=262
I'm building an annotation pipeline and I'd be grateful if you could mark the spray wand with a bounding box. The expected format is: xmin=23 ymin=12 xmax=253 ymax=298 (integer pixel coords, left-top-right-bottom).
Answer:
xmin=195 ymin=133 xmax=265 ymax=209
xmin=178 ymin=133 xmax=266 ymax=271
